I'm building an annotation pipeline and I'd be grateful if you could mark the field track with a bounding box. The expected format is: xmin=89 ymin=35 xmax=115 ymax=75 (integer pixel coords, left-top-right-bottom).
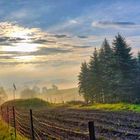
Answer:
xmin=2 ymin=106 xmax=140 ymax=140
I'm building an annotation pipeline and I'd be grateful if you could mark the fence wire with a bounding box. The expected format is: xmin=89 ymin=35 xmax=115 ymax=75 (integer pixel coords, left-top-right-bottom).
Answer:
xmin=0 ymin=106 xmax=94 ymax=140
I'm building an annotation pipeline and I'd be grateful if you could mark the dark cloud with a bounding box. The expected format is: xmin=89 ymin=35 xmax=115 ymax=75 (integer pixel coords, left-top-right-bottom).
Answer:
xmin=98 ymin=21 xmax=135 ymax=26
xmin=32 ymin=39 xmax=56 ymax=44
xmin=9 ymin=37 xmax=25 ymax=42
xmin=0 ymin=59 xmax=79 ymax=66
xmin=0 ymin=55 xmax=13 ymax=59
xmin=0 ymin=35 xmax=56 ymax=46
xmin=59 ymin=43 xmax=72 ymax=47
xmin=92 ymin=21 xmax=137 ymax=28
xmin=73 ymin=45 xmax=92 ymax=48
xmin=0 ymin=62 xmax=21 ymax=65
xmin=0 ymin=37 xmax=9 ymax=42
xmin=0 ymin=36 xmax=25 ymax=45
xmin=0 ymin=42 xmax=13 ymax=46
xmin=0 ymin=61 xmax=47 ymax=65
xmin=0 ymin=51 xmax=25 ymax=55
xmin=77 ymin=35 xmax=88 ymax=38
xmin=30 ymin=47 xmax=73 ymax=55
xmin=54 ymin=34 xmax=68 ymax=38
xmin=0 ymin=46 xmax=73 ymax=58
xmin=0 ymin=37 xmax=25 ymax=42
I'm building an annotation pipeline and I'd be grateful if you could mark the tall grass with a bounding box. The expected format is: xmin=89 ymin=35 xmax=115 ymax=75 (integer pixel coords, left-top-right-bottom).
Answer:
xmin=80 ymin=103 xmax=140 ymax=112
xmin=0 ymin=119 xmax=27 ymax=140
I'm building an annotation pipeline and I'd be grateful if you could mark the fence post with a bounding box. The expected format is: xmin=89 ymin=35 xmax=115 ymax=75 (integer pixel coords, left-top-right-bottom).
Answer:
xmin=12 ymin=106 xmax=16 ymax=139
xmin=7 ymin=106 xmax=9 ymax=130
xmin=30 ymin=109 xmax=35 ymax=140
xmin=1 ymin=106 xmax=3 ymax=119
xmin=88 ymin=121 xmax=96 ymax=140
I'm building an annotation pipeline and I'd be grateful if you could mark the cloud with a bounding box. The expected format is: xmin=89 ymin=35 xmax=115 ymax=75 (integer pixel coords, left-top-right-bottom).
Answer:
xmin=77 ymin=35 xmax=88 ymax=38
xmin=0 ymin=36 xmax=25 ymax=46
xmin=0 ymin=46 xmax=73 ymax=59
xmin=0 ymin=51 xmax=23 ymax=55
xmin=68 ymin=20 xmax=78 ymax=24
xmin=31 ymin=39 xmax=56 ymax=44
xmin=72 ymin=45 xmax=92 ymax=48
xmin=47 ymin=19 xmax=81 ymax=33
xmin=0 ymin=58 xmax=80 ymax=66
xmin=0 ymin=55 xmax=13 ymax=59
xmin=30 ymin=47 xmax=73 ymax=56
xmin=92 ymin=21 xmax=139 ymax=28
xmin=53 ymin=34 xmax=68 ymax=38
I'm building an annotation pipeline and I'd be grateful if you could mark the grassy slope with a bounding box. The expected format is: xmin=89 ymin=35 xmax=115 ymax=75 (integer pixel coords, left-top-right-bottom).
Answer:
xmin=3 ymin=98 xmax=140 ymax=113
xmin=2 ymin=98 xmax=50 ymax=109
xmin=0 ymin=119 xmax=27 ymax=140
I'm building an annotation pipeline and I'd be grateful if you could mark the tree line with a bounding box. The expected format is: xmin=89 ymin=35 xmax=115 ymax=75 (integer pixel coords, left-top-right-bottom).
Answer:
xmin=78 ymin=34 xmax=140 ymax=104
xmin=20 ymin=84 xmax=58 ymax=99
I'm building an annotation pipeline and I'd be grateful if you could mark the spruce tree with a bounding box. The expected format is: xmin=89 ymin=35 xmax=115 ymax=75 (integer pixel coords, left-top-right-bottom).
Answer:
xmin=113 ymin=34 xmax=134 ymax=78
xmin=113 ymin=34 xmax=136 ymax=101
xmin=135 ymin=52 xmax=140 ymax=102
xmin=98 ymin=39 xmax=117 ymax=103
xmin=78 ymin=34 xmax=139 ymax=103
xmin=78 ymin=62 xmax=90 ymax=103
xmin=137 ymin=52 xmax=140 ymax=73
xmin=88 ymin=48 xmax=101 ymax=103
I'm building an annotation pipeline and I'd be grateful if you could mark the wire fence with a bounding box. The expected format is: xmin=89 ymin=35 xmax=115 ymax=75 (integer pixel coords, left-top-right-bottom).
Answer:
xmin=0 ymin=106 xmax=96 ymax=140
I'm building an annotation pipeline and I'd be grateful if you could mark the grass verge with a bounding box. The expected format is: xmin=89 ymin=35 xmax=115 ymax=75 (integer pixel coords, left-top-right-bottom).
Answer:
xmin=0 ymin=119 xmax=27 ymax=140
xmin=68 ymin=102 xmax=140 ymax=112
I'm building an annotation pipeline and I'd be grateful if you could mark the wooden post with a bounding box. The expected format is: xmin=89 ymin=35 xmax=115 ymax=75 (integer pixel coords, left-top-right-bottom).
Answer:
xmin=12 ymin=106 xmax=16 ymax=139
xmin=1 ymin=106 xmax=3 ymax=118
xmin=7 ymin=106 xmax=9 ymax=130
xmin=88 ymin=121 xmax=96 ymax=140
xmin=30 ymin=109 xmax=35 ymax=140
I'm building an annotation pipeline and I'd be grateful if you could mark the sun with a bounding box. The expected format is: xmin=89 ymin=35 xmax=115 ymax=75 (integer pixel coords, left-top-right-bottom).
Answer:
xmin=0 ymin=22 xmax=43 ymax=62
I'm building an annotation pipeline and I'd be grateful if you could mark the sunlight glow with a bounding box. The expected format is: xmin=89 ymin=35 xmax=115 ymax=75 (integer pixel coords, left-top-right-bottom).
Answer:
xmin=3 ymin=43 xmax=39 ymax=52
xmin=10 ymin=31 xmax=29 ymax=39
xmin=14 ymin=55 xmax=35 ymax=62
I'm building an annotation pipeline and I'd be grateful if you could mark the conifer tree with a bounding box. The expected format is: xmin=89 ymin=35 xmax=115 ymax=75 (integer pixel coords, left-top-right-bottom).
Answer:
xmin=78 ymin=62 xmax=90 ymax=103
xmin=112 ymin=34 xmax=136 ymax=100
xmin=88 ymin=48 xmax=101 ymax=102
xmin=98 ymin=39 xmax=116 ymax=102
xmin=78 ymin=34 xmax=140 ymax=103
xmin=113 ymin=34 xmax=135 ymax=79
xmin=135 ymin=52 xmax=140 ymax=101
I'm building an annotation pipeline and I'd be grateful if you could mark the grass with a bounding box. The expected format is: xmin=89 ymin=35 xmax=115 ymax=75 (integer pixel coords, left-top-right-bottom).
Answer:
xmin=72 ymin=102 xmax=140 ymax=112
xmin=3 ymin=98 xmax=140 ymax=113
xmin=0 ymin=119 xmax=27 ymax=140
xmin=2 ymin=98 xmax=50 ymax=109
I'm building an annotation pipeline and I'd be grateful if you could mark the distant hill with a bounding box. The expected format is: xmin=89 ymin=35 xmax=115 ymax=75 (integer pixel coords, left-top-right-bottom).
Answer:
xmin=39 ymin=87 xmax=84 ymax=103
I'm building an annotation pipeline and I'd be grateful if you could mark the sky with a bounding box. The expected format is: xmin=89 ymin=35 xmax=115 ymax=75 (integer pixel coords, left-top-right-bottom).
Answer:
xmin=0 ymin=0 xmax=140 ymax=89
